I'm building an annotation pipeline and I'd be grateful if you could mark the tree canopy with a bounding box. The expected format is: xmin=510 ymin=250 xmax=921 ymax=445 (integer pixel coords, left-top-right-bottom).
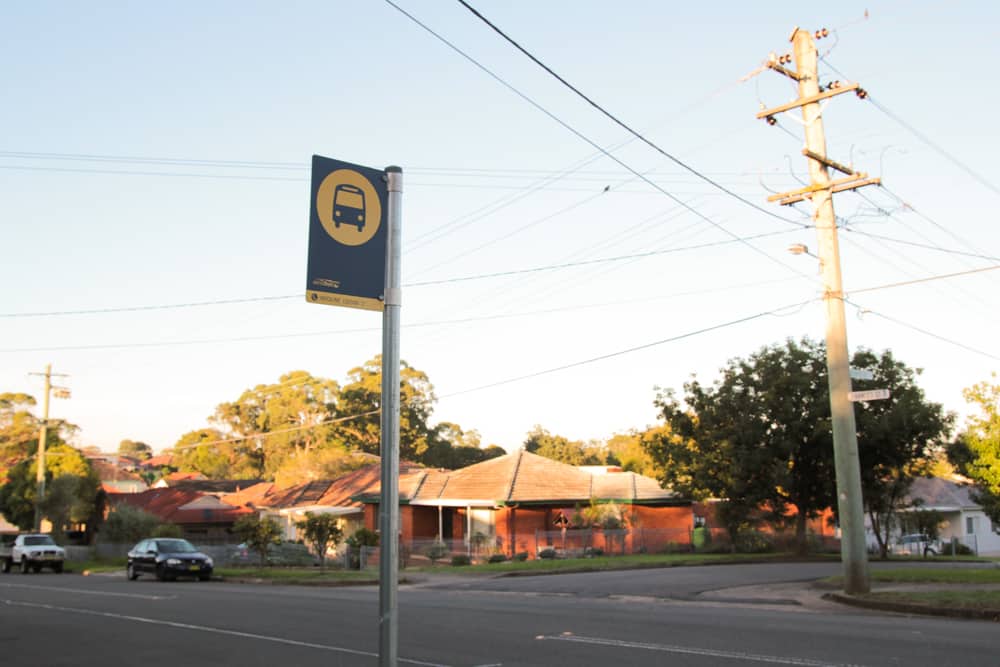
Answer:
xmin=645 ymin=338 xmax=951 ymax=553
xmin=169 ymin=358 xmax=500 ymax=482
xmin=0 ymin=443 xmax=99 ymax=532
xmin=118 ymin=439 xmax=153 ymax=461
xmin=949 ymin=375 xmax=1000 ymax=522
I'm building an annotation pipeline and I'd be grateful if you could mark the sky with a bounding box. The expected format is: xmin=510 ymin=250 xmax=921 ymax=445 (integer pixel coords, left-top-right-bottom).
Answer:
xmin=1 ymin=1 xmax=998 ymax=455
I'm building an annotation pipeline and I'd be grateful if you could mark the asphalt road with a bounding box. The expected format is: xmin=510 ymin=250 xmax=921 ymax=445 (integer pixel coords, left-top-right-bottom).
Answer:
xmin=1 ymin=563 xmax=997 ymax=666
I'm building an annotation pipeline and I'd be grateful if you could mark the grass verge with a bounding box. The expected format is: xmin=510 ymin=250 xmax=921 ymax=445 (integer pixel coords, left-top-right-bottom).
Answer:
xmin=216 ymin=567 xmax=379 ymax=585
xmin=410 ymin=551 xmax=801 ymax=576
xmin=862 ymin=590 xmax=1000 ymax=612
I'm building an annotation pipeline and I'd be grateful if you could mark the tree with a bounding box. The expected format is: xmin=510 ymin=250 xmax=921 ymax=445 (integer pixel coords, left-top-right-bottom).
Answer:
xmin=0 ymin=392 xmax=78 ymax=477
xmin=212 ymin=371 xmax=340 ymax=479
xmin=273 ymin=448 xmax=373 ymax=489
xmin=0 ymin=444 xmax=98 ymax=531
xmin=850 ymin=348 xmax=953 ymax=559
xmin=102 ymin=504 xmax=162 ymax=543
xmin=523 ymin=426 xmax=603 ymax=465
xmin=118 ymin=439 xmax=153 ymax=461
xmin=233 ymin=515 xmax=282 ymax=566
xmin=295 ymin=512 xmax=343 ymax=569
xmin=172 ymin=428 xmax=256 ymax=479
xmin=423 ymin=422 xmax=506 ymax=469
xmin=646 ymin=338 xmax=950 ymax=554
xmin=605 ymin=431 xmax=656 ymax=476
xmin=949 ymin=376 xmax=1000 ymax=523
xmin=333 ymin=356 xmax=436 ymax=462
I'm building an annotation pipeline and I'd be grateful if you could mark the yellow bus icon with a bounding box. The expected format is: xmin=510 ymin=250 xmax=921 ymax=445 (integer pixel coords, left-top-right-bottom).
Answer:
xmin=333 ymin=183 xmax=366 ymax=232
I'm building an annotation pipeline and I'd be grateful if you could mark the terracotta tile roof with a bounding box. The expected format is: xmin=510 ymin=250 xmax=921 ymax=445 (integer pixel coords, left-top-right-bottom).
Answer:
xmin=90 ymin=460 xmax=144 ymax=482
xmin=253 ymin=463 xmax=423 ymax=510
xmin=171 ymin=479 xmax=265 ymax=495
xmin=142 ymin=454 xmax=174 ymax=468
xmin=221 ymin=482 xmax=275 ymax=508
xmin=112 ymin=488 xmax=252 ymax=525
xmin=592 ymin=471 xmax=676 ymax=501
xmin=365 ymin=451 xmax=679 ymax=505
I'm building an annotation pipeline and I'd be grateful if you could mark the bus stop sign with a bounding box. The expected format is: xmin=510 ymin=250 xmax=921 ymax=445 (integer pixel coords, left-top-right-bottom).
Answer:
xmin=306 ymin=154 xmax=388 ymax=311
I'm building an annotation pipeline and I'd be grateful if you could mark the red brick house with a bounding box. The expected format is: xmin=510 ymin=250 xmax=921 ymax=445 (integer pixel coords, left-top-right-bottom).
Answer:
xmin=110 ymin=487 xmax=254 ymax=544
xmin=358 ymin=450 xmax=692 ymax=557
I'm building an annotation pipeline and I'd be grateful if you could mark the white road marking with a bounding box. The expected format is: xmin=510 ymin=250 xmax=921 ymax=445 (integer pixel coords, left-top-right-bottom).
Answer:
xmin=3 ymin=599 xmax=450 ymax=667
xmin=0 ymin=582 xmax=174 ymax=600
xmin=538 ymin=634 xmax=869 ymax=667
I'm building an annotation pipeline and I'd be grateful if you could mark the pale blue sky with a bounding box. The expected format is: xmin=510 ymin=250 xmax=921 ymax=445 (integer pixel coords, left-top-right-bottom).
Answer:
xmin=2 ymin=1 xmax=998 ymax=453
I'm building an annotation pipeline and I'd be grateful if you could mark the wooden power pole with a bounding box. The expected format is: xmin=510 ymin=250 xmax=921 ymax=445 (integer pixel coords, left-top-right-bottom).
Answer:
xmin=758 ymin=27 xmax=878 ymax=595
xmin=29 ymin=364 xmax=70 ymax=531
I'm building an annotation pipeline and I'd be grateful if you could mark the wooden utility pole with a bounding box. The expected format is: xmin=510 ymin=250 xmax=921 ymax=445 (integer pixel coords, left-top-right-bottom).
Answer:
xmin=758 ymin=27 xmax=876 ymax=594
xmin=29 ymin=364 xmax=69 ymax=531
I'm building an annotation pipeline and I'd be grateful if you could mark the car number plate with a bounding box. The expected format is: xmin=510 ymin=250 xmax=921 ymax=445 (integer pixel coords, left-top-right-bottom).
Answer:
xmin=189 ymin=565 xmax=199 ymax=571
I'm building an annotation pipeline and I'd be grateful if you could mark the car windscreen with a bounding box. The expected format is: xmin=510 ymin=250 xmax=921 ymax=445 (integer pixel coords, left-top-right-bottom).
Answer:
xmin=155 ymin=539 xmax=197 ymax=553
xmin=23 ymin=536 xmax=55 ymax=546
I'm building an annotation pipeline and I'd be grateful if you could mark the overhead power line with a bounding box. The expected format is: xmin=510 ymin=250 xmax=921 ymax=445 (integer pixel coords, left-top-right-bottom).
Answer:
xmin=846 ymin=299 xmax=1000 ymax=362
xmin=453 ymin=0 xmax=805 ymax=228
xmin=821 ymin=58 xmax=1000 ymax=199
xmin=843 ymin=229 xmax=1000 ymax=263
xmin=0 ymin=230 xmax=796 ymax=319
xmin=440 ymin=299 xmax=817 ymax=399
xmin=849 ymin=265 xmax=1000 ymax=295
xmin=383 ymin=0 xmax=811 ymax=281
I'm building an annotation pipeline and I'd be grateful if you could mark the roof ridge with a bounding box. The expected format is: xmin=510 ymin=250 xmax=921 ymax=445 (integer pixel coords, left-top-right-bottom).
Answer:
xmin=410 ymin=471 xmax=430 ymax=500
xmin=506 ymin=450 xmax=524 ymax=502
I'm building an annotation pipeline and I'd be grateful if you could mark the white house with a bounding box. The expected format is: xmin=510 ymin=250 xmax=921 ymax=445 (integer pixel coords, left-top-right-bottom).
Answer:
xmin=901 ymin=477 xmax=1000 ymax=556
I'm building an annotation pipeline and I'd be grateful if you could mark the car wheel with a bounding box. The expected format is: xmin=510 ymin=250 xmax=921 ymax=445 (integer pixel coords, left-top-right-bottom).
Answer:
xmin=51 ymin=562 xmax=63 ymax=574
xmin=20 ymin=558 xmax=30 ymax=574
xmin=1 ymin=558 xmax=10 ymax=573
xmin=127 ymin=563 xmax=138 ymax=581
xmin=31 ymin=564 xmax=41 ymax=573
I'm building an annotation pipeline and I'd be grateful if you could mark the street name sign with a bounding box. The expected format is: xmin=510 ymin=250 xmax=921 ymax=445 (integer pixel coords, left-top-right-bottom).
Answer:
xmin=848 ymin=388 xmax=890 ymax=402
xmin=306 ymin=155 xmax=388 ymax=311
xmin=849 ymin=368 xmax=874 ymax=381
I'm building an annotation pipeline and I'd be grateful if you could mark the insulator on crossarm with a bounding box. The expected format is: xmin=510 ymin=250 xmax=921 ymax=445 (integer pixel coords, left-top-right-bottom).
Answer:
xmin=856 ymin=88 xmax=868 ymax=99
xmin=766 ymin=116 xmax=777 ymax=126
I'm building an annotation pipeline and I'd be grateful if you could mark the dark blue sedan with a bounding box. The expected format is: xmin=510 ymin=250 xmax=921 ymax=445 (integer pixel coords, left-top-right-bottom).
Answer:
xmin=127 ymin=538 xmax=213 ymax=582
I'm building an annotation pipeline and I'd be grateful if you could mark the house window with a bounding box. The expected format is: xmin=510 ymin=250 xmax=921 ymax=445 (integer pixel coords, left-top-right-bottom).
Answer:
xmin=966 ymin=516 xmax=975 ymax=535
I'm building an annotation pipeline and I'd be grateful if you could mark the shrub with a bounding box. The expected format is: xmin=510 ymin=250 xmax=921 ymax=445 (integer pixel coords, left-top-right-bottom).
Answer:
xmin=538 ymin=548 xmax=557 ymax=559
xmin=450 ymin=554 xmax=471 ymax=566
xmin=583 ymin=546 xmax=604 ymax=557
xmin=425 ymin=541 xmax=449 ymax=565
xmin=939 ymin=541 xmax=973 ymax=556
xmin=151 ymin=523 xmax=182 ymax=538
xmin=734 ymin=531 xmax=775 ymax=554
xmin=513 ymin=551 xmax=529 ymax=562
xmin=102 ymin=504 xmax=162 ymax=543
xmin=488 ymin=553 xmax=508 ymax=564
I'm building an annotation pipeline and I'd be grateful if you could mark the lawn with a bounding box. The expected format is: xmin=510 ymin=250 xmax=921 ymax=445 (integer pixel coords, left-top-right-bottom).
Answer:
xmin=420 ymin=551 xmax=797 ymax=576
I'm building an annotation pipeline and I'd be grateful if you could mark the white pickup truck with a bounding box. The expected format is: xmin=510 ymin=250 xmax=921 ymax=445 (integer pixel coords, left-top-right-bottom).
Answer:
xmin=0 ymin=534 xmax=66 ymax=573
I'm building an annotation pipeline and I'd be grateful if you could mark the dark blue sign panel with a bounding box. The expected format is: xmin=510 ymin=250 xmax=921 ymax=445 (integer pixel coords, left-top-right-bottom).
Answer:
xmin=306 ymin=155 xmax=388 ymax=311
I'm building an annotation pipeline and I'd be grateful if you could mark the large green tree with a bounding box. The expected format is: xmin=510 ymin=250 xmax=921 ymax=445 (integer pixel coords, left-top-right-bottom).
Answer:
xmin=850 ymin=349 xmax=953 ymax=558
xmin=0 ymin=393 xmax=77 ymax=477
xmin=118 ymin=439 xmax=153 ymax=461
xmin=333 ymin=356 xmax=437 ymax=462
xmin=523 ymin=426 xmax=604 ymax=465
xmin=0 ymin=444 xmax=99 ymax=532
xmin=211 ymin=370 xmax=340 ymax=479
xmin=646 ymin=338 xmax=950 ymax=554
xmin=948 ymin=376 xmax=1000 ymax=523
